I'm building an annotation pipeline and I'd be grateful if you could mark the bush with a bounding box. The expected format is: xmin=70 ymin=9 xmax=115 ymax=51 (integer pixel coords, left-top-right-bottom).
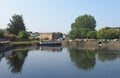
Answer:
xmin=0 ymin=29 xmax=4 ymax=38
xmin=18 ymin=31 xmax=30 ymax=40
xmin=97 ymin=28 xmax=120 ymax=39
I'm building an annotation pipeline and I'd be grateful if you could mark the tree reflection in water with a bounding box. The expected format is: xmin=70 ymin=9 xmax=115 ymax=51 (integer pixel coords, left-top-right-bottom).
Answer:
xmin=6 ymin=49 xmax=28 ymax=74
xmin=68 ymin=47 xmax=96 ymax=71
xmin=97 ymin=49 xmax=120 ymax=62
xmin=68 ymin=47 xmax=120 ymax=71
xmin=4 ymin=46 xmax=120 ymax=74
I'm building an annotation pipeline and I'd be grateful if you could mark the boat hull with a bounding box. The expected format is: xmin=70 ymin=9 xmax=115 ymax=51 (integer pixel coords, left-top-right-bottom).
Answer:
xmin=39 ymin=42 xmax=61 ymax=46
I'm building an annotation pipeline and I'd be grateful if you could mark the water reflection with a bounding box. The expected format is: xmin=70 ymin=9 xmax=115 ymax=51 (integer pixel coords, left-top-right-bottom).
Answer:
xmin=0 ymin=46 xmax=120 ymax=76
xmin=39 ymin=46 xmax=63 ymax=52
xmin=0 ymin=46 xmax=62 ymax=74
xmin=97 ymin=49 xmax=120 ymax=62
xmin=6 ymin=49 xmax=29 ymax=74
xmin=68 ymin=47 xmax=120 ymax=71
xmin=68 ymin=47 xmax=96 ymax=71
xmin=0 ymin=51 xmax=12 ymax=62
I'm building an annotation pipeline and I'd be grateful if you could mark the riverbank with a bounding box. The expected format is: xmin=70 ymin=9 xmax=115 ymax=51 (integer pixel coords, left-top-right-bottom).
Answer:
xmin=1 ymin=40 xmax=120 ymax=52
xmin=0 ymin=41 xmax=40 ymax=52
xmin=62 ymin=40 xmax=120 ymax=50
xmin=11 ymin=41 xmax=40 ymax=47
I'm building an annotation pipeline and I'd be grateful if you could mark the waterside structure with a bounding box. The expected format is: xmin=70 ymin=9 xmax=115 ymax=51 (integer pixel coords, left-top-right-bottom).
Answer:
xmin=39 ymin=41 xmax=62 ymax=46
xmin=0 ymin=41 xmax=12 ymax=52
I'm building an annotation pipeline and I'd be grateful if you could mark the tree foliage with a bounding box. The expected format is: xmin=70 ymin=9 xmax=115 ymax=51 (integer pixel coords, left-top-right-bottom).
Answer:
xmin=0 ymin=29 xmax=4 ymax=38
xmin=71 ymin=14 xmax=96 ymax=30
xmin=68 ymin=14 xmax=96 ymax=39
xmin=87 ymin=31 xmax=97 ymax=39
xmin=68 ymin=28 xmax=91 ymax=39
xmin=18 ymin=31 xmax=29 ymax=40
xmin=7 ymin=14 xmax=26 ymax=35
xmin=97 ymin=28 xmax=120 ymax=39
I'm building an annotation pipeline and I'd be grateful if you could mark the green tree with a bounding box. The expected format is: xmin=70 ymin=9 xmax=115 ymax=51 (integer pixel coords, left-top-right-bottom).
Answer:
xmin=68 ymin=28 xmax=91 ymax=39
xmin=97 ymin=27 xmax=120 ymax=39
xmin=0 ymin=29 xmax=4 ymax=38
xmin=7 ymin=14 xmax=26 ymax=35
xmin=68 ymin=29 xmax=81 ymax=39
xmin=18 ymin=31 xmax=29 ymax=40
xmin=87 ymin=31 xmax=97 ymax=39
xmin=69 ymin=14 xmax=96 ymax=39
xmin=71 ymin=14 xmax=96 ymax=30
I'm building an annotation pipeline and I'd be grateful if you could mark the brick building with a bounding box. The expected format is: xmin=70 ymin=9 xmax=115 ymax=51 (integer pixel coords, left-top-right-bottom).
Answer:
xmin=40 ymin=32 xmax=63 ymax=40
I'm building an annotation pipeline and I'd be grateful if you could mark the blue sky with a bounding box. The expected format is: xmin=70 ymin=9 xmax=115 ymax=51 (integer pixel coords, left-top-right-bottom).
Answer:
xmin=0 ymin=0 xmax=120 ymax=34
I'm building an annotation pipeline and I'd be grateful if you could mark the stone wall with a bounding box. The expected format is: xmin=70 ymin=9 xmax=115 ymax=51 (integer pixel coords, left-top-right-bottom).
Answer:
xmin=62 ymin=40 xmax=120 ymax=50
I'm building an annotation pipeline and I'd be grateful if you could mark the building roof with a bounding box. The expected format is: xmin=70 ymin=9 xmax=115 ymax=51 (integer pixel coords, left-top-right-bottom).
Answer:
xmin=111 ymin=27 xmax=120 ymax=29
xmin=40 ymin=32 xmax=62 ymax=34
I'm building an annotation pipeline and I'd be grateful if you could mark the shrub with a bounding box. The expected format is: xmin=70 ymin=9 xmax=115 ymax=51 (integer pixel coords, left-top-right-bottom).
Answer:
xmin=18 ymin=31 xmax=30 ymax=40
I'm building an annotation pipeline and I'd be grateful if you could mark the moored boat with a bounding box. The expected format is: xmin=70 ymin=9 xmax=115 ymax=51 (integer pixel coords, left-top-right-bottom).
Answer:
xmin=39 ymin=41 xmax=61 ymax=46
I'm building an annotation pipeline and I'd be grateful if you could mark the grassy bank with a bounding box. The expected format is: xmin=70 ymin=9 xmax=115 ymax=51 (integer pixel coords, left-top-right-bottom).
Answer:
xmin=11 ymin=40 xmax=40 ymax=47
